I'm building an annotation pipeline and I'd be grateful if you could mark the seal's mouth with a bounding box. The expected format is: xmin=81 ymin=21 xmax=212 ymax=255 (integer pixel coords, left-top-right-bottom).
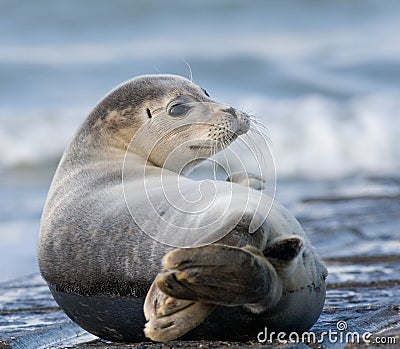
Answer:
xmin=189 ymin=145 xmax=213 ymax=150
xmin=189 ymin=132 xmax=239 ymax=152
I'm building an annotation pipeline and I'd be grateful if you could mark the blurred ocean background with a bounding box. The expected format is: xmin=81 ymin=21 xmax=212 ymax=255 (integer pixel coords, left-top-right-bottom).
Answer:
xmin=0 ymin=0 xmax=399 ymax=282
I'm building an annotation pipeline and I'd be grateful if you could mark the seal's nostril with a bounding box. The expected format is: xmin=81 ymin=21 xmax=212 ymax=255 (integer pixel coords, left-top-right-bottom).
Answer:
xmin=222 ymin=107 xmax=237 ymax=119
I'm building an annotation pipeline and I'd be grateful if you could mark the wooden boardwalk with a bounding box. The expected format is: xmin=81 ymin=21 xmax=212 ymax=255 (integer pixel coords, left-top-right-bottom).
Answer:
xmin=1 ymin=178 xmax=399 ymax=348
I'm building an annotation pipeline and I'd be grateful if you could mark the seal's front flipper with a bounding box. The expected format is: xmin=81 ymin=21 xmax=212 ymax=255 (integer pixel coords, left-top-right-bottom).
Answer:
xmin=144 ymin=272 xmax=215 ymax=341
xmin=156 ymin=244 xmax=282 ymax=310
xmin=226 ymin=172 xmax=265 ymax=190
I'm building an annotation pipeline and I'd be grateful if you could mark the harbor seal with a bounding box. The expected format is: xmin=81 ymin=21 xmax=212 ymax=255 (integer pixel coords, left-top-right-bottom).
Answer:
xmin=38 ymin=74 xmax=327 ymax=342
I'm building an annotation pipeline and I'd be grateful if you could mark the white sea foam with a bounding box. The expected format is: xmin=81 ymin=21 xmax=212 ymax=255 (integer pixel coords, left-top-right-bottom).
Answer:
xmin=236 ymin=93 xmax=400 ymax=179
xmin=0 ymin=107 xmax=86 ymax=169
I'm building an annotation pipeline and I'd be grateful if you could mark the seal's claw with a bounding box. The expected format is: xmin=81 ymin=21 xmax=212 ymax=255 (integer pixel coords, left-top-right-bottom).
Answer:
xmin=158 ymin=244 xmax=282 ymax=307
xmin=144 ymin=274 xmax=215 ymax=341
xmin=226 ymin=172 xmax=266 ymax=190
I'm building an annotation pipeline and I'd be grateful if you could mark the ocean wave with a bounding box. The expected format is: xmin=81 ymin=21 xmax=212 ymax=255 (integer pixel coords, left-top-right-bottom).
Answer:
xmin=0 ymin=93 xmax=398 ymax=179
xmin=0 ymin=107 xmax=86 ymax=170
xmin=1 ymin=21 xmax=399 ymax=67
xmin=236 ymin=93 xmax=400 ymax=179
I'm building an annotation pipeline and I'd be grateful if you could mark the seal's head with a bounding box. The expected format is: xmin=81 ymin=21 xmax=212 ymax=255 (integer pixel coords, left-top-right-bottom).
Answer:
xmin=87 ymin=74 xmax=250 ymax=173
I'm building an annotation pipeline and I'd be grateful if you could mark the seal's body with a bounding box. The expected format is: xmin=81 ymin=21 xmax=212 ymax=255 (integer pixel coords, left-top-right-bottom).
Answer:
xmin=38 ymin=75 xmax=327 ymax=342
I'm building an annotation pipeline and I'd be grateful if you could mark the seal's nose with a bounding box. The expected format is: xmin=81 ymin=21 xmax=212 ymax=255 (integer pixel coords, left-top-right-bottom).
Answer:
xmin=236 ymin=111 xmax=250 ymax=135
xmin=221 ymin=107 xmax=250 ymax=135
xmin=222 ymin=107 xmax=238 ymax=119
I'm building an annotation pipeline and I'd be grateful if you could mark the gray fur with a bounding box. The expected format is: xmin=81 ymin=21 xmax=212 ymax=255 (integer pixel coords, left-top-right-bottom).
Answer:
xmin=38 ymin=74 xmax=327 ymax=342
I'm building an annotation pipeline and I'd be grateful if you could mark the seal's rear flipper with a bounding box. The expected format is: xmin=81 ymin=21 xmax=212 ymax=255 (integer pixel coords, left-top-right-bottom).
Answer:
xmin=144 ymin=272 xmax=215 ymax=341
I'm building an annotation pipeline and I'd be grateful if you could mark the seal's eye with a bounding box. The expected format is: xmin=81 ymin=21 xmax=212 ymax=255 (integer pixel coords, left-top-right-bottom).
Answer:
xmin=202 ymin=88 xmax=210 ymax=97
xmin=169 ymin=103 xmax=191 ymax=117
